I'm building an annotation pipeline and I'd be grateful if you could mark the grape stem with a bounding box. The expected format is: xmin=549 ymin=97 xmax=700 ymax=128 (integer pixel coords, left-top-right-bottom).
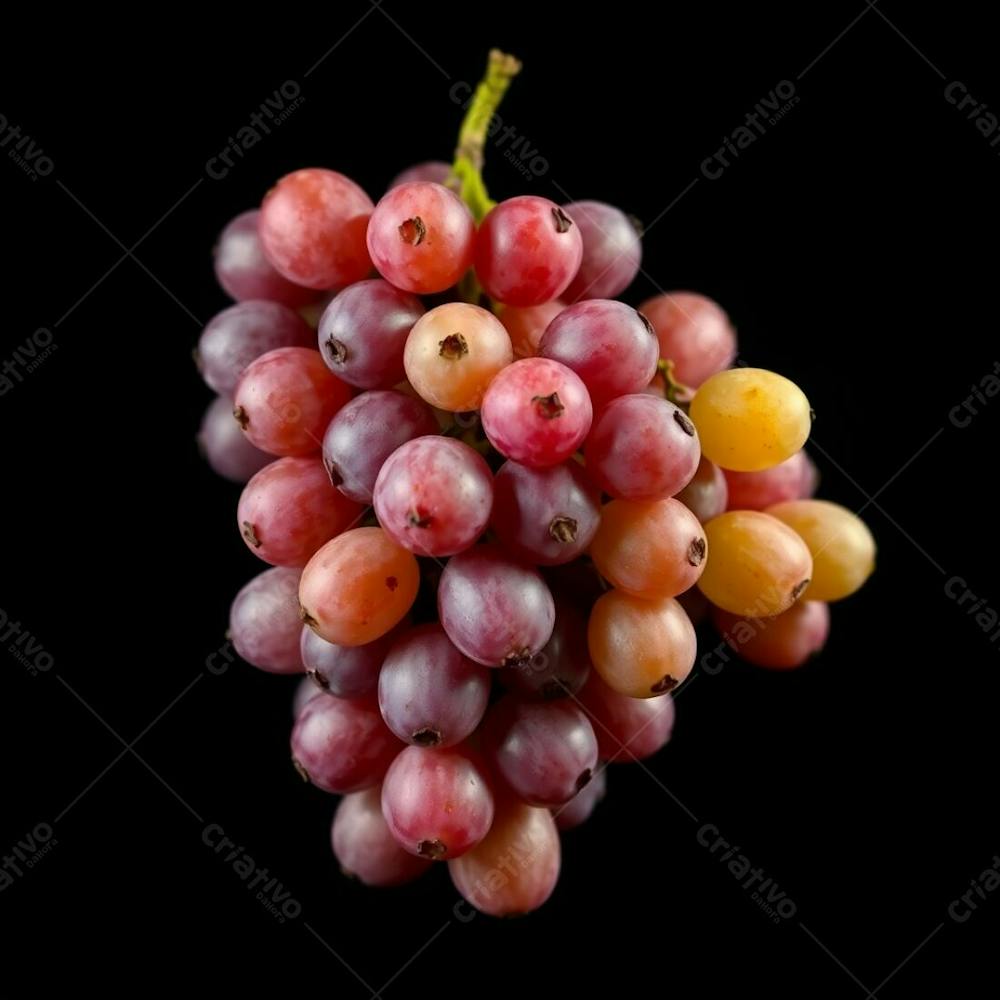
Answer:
xmin=657 ymin=359 xmax=693 ymax=407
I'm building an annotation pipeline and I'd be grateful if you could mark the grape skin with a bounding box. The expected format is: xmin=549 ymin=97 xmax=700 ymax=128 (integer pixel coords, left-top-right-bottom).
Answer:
xmin=554 ymin=767 xmax=607 ymax=830
xmin=500 ymin=301 xmax=565 ymax=359
xmin=387 ymin=161 xmax=452 ymax=190
xmin=562 ymin=200 xmax=642 ymax=302
xmin=676 ymin=455 xmax=728 ymax=522
xmin=229 ymin=566 xmax=304 ymax=673
xmin=724 ymin=450 xmax=816 ymax=510
xmin=578 ymin=673 xmax=675 ymax=760
xmin=300 ymin=624 xmax=399 ymax=698
xmin=713 ymin=600 xmax=830 ymax=670
xmin=198 ymin=396 xmax=271 ymax=483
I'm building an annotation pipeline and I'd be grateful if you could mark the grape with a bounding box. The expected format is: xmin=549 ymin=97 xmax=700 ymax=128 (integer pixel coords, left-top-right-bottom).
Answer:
xmin=585 ymin=394 xmax=701 ymax=500
xmin=724 ymin=450 xmax=815 ymax=511
xmin=300 ymin=624 xmax=400 ymax=698
xmin=490 ymin=460 xmax=600 ymax=566
xmin=196 ymin=300 xmax=313 ymax=397
xmin=291 ymin=693 xmax=401 ymax=794
xmin=404 ymin=302 xmax=513 ymax=411
xmin=237 ymin=457 xmax=362 ymax=567
xmin=766 ymin=499 xmax=875 ymax=601
xmin=689 ymin=367 xmax=812 ymax=472
xmin=331 ymin=787 xmax=431 ymax=887
xmin=213 ymin=210 xmax=319 ymax=307
xmin=198 ymin=396 xmax=270 ymax=483
xmin=316 ymin=279 xmax=424 ymax=388
xmin=637 ymin=292 xmax=737 ymax=388
xmin=483 ymin=697 xmax=598 ymax=806
xmin=588 ymin=590 xmax=696 ymax=697
xmin=367 ymin=182 xmax=476 ymax=294
xmin=697 ymin=510 xmax=813 ymax=616
xmin=500 ymin=598 xmax=591 ymax=699
xmin=448 ymin=797 xmax=560 ymax=915
xmin=229 ymin=566 xmax=304 ymax=673
xmin=293 ymin=676 xmax=322 ymax=717
xmin=381 ymin=745 xmax=494 ymax=859
xmin=578 ymin=673 xmax=675 ymax=760
xmin=561 ymin=200 xmax=642 ymax=301
xmin=299 ymin=527 xmax=420 ymax=646
xmin=373 ymin=437 xmax=493 ymax=557
xmin=321 ymin=390 xmax=438 ymax=505
xmin=676 ymin=455 xmax=728 ymax=522
xmin=378 ymin=624 xmax=490 ymax=747
xmin=539 ymin=300 xmax=659 ymax=408
xmin=233 ymin=347 xmax=352 ymax=457
xmin=590 ymin=498 xmax=707 ymax=600
xmin=438 ymin=545 xmax=555 ymax=667
xmin=713 ymin=601 xmax=830 ymax=670
xmin=387 ymin=161 xmax=452 ymax=190
xmin=475 ymin=195 xmax=583 ymax=306
xmin=259 ymin=168 xmax=374 ymax=289
xmin=480 ymin=358 xmax=593 ymax=467
xmin=555 ymin=767 xmax=607 ymax=830
xmin=500 ymin=301 xmax=564 ymax=359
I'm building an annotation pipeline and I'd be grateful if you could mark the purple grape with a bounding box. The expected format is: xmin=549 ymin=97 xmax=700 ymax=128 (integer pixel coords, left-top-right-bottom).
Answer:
xmin=198 ymin=395 xmax=271 ymax=483
xmin=317 ymin=279 xmax=425 ymax=389
xmin=300 ymin=625 xmax=398 ymax=698
xmin=292 ymin=676 xmax=322 ymax=718
xmin=438 ymin=545 xmax=555 ymax=668
xmin=490 ymin=460 xmax=600 ymax=566
xmin=555 ymin=767 xmax=607 ymax=830
xmin=562 ymin=200 xmax=642 ymax=302
xmin=483 ymin=697 xmax=599 ymax=807
xmin=229 ymin=566 xmax=303 ymax=673
xmin=196 ymin=300 xmax=314 ymax=396
xmin=378 ymin=624 xmax=490 ymax=748
xmin=500 ymin=598 xmax=591 ymax=699
xmin=321 ymin=390 xmax=439 ymax=504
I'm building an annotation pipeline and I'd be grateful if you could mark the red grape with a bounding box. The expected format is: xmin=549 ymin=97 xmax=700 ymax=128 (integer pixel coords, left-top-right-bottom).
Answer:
xmin=198 ymin=396 xmax=270 ymax=483
xmin=539 ymin=300 xmax=659 ymax=408
xmin=373 ymin=436 xmax=493 ymax=557
xmin=561 ymin=200 xmax=642 ymax=301
xmin=300 ymin=625 xmax=399 ymax=698
xmin=500 ymin=301 xmax=565 ymax=359
xmin=229 ymin=566 xmax=303 ymax=673
xmin=317 ymin=279 xmax=424 ymax=389
xmin=578 ymin=673 xmax=675 ymax=760
xmin=387 ymin=161 xmax=452 ymax=190
xmin=585 ymin=394 xmax=701 ymax=500
xmin=438 ymin=545 xmax=555 ymax=667
xmin=237 ymin=457 xmax=362 ymax=567
xmin=293 ymin=676 xmax=321 ymax=717
xmin=555 ymin=767 xmax=607 ymax=830
xmin=713 ymin=600 xmax=830 ymax=670
xmin=480 ymin=358 xmax=593 ymax=467
xmin=381 ymin=745 xmax=494 ymax=859
xmin=367 ymin=182 xmax=476 ymax=294
xmin=723 ymin=450 xmax=816 ymax=511
xmin=676 ymin=455 xmax=728 ymax=522
xmin=475 ymin=195 xmax=583 ymax=306
xmin=500 ymin=598 xmax=591 ymax=699
xmin=259 ymin=168 xmax=374 ymax=289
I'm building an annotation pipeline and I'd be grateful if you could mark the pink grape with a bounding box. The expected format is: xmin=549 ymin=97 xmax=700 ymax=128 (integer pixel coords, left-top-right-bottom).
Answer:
xmin=366 ymin=182 xmax=476 ymax=294
xmin=438 ymin=545 xmax=555 ymax=668
xmin=676 ymin=455 xmax=728 ymax=522
xmin=724 ymin=450 xmax=817 ymax=511
xmin=317 ymin=279 xmax=424 ymax=388
xmin=713 ymin=601 xmax=830 ymax=670
xmin=213 ymin=210 xmax=319 ymax=307
xmin=373 ymin=436 xmax=493 ymax=557
xmin=475 ymin=196 xmax=583 ymax=306
xmin=321 ymin=390 xmax=439 ymax=505
xmin=198 ymin=395 xmax=270 ymax=483
xmin=228 ymin=566 xmax=303 ymax=673
xmin=578 ymin=673 xmax=676 ymax=761
xmin=480 ymin=358 xmax=593 ymax=467
xmin=233 ymin=347 xmax=352 ymax=457
xmin=196 ymin=300 xmax=314 ymax=397
xmin=387 ymin=161 xmax=452 ymax=190
xmin=300 ymin=625 xmax=399 ymax=698
xmin=539 ymin=300 xmax=659 ymax=408
xmin=293 ymin=676 xmax=322 ymax=717
xmin=259 ymin=168 xmax=374 ymax=289
xmin=490 ymin=460 xmax=600 ymax=566
xmin=561 ymin=200 xmax=642 ymax=301
xmin=500 ymin=598 xmax=591 ymax=699
xmin=638 ymin=291 xmax=737 ymax=388
xmin=331 ymin=787 xmax=431 ymax=887
xmin=381 ymin=745 xmax=494 ymax=859
xmin=378 ymin=624 xmax=490 ymax=747
xmin=291 ymin=693 xmax=401 ymax=794
xmin=501 ymin=301 xmax=565 ymax=359
xmin=237 ymin=457 xmax=362 ymax=566
xmin=585 ymin=394 xmax=701 ymax=500
xmin=483 ymin=697 xmax=598 ymax=807
xmin=555 ymin=768 xmax=607 ymax=830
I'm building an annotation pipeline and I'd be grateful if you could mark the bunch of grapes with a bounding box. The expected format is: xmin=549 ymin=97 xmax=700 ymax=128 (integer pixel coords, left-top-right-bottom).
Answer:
xmin=197 ymin=52 xmax=875 ymax=917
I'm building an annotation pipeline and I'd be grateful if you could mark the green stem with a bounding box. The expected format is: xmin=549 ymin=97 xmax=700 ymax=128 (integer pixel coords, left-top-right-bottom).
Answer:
xmin=657 ymin=358 xmax=694 ymax=407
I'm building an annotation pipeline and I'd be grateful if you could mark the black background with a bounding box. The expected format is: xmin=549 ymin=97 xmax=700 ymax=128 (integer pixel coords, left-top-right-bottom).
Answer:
xmin=3 ymin=2 xmax=998 ymax=995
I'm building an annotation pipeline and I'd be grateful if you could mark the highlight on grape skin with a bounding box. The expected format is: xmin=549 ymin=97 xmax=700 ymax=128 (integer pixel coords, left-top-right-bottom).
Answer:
xmin=196 ymin=47 xmax=876 ymax=919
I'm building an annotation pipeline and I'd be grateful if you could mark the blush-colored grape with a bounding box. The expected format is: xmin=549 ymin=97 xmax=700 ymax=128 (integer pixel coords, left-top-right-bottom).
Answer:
xmin=561 ymin=200 xmax=642 ymax=301
xmin=300 ymin=625 xmax=399 ymax=698
xmin=555 ymin=767 xmax=607 ymax=830
xmin=229 ymin=566 xmax=303 ymax=673
xmin=724 ymin=450 xmax=816 ymax=511
xmin=198 ymin=395 xmax=271 ymax=483
xmin=713 ymin=600 xmax=830 ymax=670
xmin=676 ymin=455 xmax=728 ymax=522
xmin=578 ymin=672 xmax=675 ymax=760
xmin=500 ymin=301 xmax=565 ymax=358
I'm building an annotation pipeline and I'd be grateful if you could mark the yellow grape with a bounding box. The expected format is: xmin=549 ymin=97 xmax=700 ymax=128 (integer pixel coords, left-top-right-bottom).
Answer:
xmin=697 ymin=510 xmax=813 ymax=616
xmin=689 ymin=367 xmax=811 ymax=472
xmin=766 ymin=499 xmax=875 ymax=601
